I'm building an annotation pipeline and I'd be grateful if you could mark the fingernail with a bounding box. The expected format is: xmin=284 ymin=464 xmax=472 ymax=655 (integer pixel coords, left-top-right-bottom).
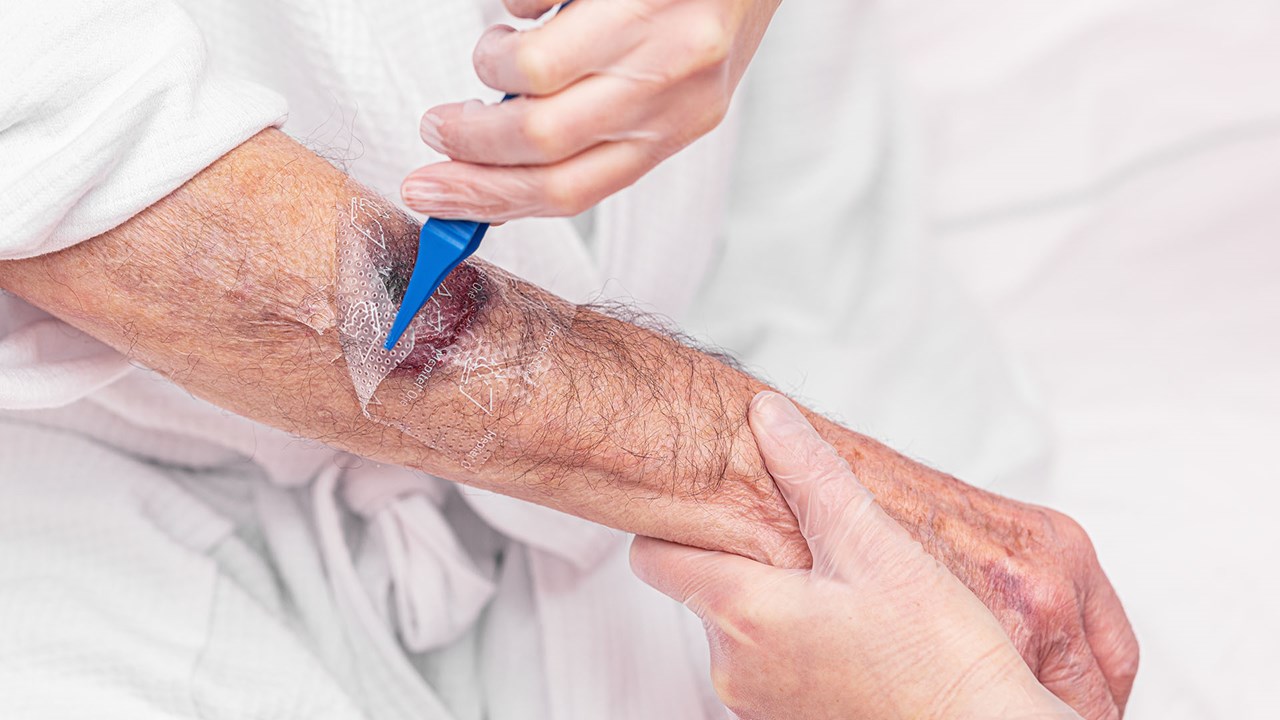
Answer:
xmin=402 ymin=180 xmax=448 ymax=207
xmin=473 ymin=25 xmax=517 ymax=79
xmin=419 ymin=112 xmax=445 ymax=152
xmin=473 ymin=25 xmax=509 ymax=61
xmin=751 ymin=391 xmax=808 ymax=434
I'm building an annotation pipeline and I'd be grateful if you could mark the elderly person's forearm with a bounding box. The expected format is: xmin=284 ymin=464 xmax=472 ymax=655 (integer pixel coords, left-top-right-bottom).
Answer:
xmin=0 ymin=129 xmax=1136 ymax=719
xmin=0 ymin=129 xmax=801 ymax=564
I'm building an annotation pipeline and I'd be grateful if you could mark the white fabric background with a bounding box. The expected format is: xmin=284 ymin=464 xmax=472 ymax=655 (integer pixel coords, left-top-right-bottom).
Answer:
xmin=885 ymin=0 xmax=1280 ymax=716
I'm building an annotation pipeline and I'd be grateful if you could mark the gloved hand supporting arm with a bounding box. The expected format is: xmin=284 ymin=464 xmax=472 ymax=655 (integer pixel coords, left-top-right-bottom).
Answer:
xmin=632 ymin=392 xmax=1085 ymax=720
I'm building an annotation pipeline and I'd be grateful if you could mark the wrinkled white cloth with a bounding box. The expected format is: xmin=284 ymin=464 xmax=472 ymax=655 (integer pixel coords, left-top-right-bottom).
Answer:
xmin=0 ymin=421 xmax=369 ymax=720
xmin=0 ymin=1 xmax=287 ymax=261
xmin=0 ymin=0 xmax=1038 ymax=718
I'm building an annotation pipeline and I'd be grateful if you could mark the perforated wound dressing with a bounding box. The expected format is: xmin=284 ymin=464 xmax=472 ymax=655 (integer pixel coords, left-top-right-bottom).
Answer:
xmin=334 ymin=190 xmax=570 ymax=471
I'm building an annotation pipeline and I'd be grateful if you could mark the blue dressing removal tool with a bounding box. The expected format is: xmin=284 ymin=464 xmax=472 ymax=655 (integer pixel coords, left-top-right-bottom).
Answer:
xmin=383 ymin=217 xmax=489 ymax=350
xmin=383 ymin=1 xmax=575 ymax=351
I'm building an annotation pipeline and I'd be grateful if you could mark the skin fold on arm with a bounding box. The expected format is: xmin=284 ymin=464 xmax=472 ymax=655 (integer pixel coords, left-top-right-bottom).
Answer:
xmin=0 ymin=129 xmax=1137 ymax=719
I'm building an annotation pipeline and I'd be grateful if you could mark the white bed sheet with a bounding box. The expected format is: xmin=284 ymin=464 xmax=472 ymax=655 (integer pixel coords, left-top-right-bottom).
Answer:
xmin=884 ymin=1 xmax=1280 ymax=716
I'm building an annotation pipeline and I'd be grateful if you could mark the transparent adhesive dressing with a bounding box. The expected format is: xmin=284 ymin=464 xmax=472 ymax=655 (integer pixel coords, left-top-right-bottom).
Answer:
xmin=334 ymin=190 xmax=570 ymax=472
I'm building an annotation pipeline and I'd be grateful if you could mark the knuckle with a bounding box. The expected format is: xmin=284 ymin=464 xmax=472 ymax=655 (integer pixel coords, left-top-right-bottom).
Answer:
xmin=1051 ymin=510 xmax=1091 ymax=546
xmin=1047 ymin=510 xmax=1102 ymax=566
xmin=1044 ymin=504 xmax=1095 ymax=548
xmin=520 ymin=109 xmax=563 ymax=158
xmin=1025 ymin=572 xmax=1078 ymax=620
xmin=988 ymin=558 xmax=1077 ymax=634
xmin=542 ymin=172 xmax=588 ymax=216
xmin=515 ymin=42 xmax=557 ymax=94
xmin=683 ymin=13 xmax=732 ymax=70
xmin=1021 ymin=504 xmax=1098 ymax=565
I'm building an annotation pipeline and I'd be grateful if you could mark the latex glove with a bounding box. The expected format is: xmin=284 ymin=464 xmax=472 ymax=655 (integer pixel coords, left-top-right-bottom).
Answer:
xmin=631 ymin=391 xmax=1083 ymax=720
xmin=401 ymin=0 xmax=782 ymax=221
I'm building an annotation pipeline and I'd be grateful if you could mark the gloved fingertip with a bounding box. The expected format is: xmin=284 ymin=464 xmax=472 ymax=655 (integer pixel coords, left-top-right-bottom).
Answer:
xmin=750 ymin=391 xmax=810 ymax=436
xmin=473 ymin=25 xmax=520 ymax=87
xmin=474 ymin=23 xmax=516 ymax=58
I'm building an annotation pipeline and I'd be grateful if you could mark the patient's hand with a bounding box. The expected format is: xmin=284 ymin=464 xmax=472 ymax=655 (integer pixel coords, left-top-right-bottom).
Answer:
xmin=0 ymin=129 xmax=1135 ymax=718
xmin=633 ymin=392 xmax=1082 ymax=719
xmin=968 ymin=503 xmax=1136 ymax=720
xmin=808 ymin=416 xmax=1138 ymax=719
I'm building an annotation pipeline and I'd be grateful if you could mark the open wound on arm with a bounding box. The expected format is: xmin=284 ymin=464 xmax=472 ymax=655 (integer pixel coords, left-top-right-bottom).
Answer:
xmin=334 ymin=188 xmax=572 ymax=472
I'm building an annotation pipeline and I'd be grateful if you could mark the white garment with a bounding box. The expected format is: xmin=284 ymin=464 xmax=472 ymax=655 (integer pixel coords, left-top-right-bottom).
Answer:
xmin=0 ymin=1 xmax=287 ymax=260
xmin=1 ymin=0 xmax=1036 ymax=718
xmin=0 ymin=420 xmax=366 ymax=720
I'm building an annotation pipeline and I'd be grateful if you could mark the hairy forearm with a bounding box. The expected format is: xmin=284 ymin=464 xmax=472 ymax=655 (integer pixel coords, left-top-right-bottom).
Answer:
xmin=0 ymin=130 xmax=794 ymax=561
xmin=0 ymin=130 xmax=1014 ymax=572
xmin=1 ymin=130 xmax=1139 ymax=717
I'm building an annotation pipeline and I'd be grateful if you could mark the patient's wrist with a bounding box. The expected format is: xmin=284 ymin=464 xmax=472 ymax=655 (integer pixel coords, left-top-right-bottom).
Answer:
xmin=716 ymin=419 xmax=812 ymax=566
